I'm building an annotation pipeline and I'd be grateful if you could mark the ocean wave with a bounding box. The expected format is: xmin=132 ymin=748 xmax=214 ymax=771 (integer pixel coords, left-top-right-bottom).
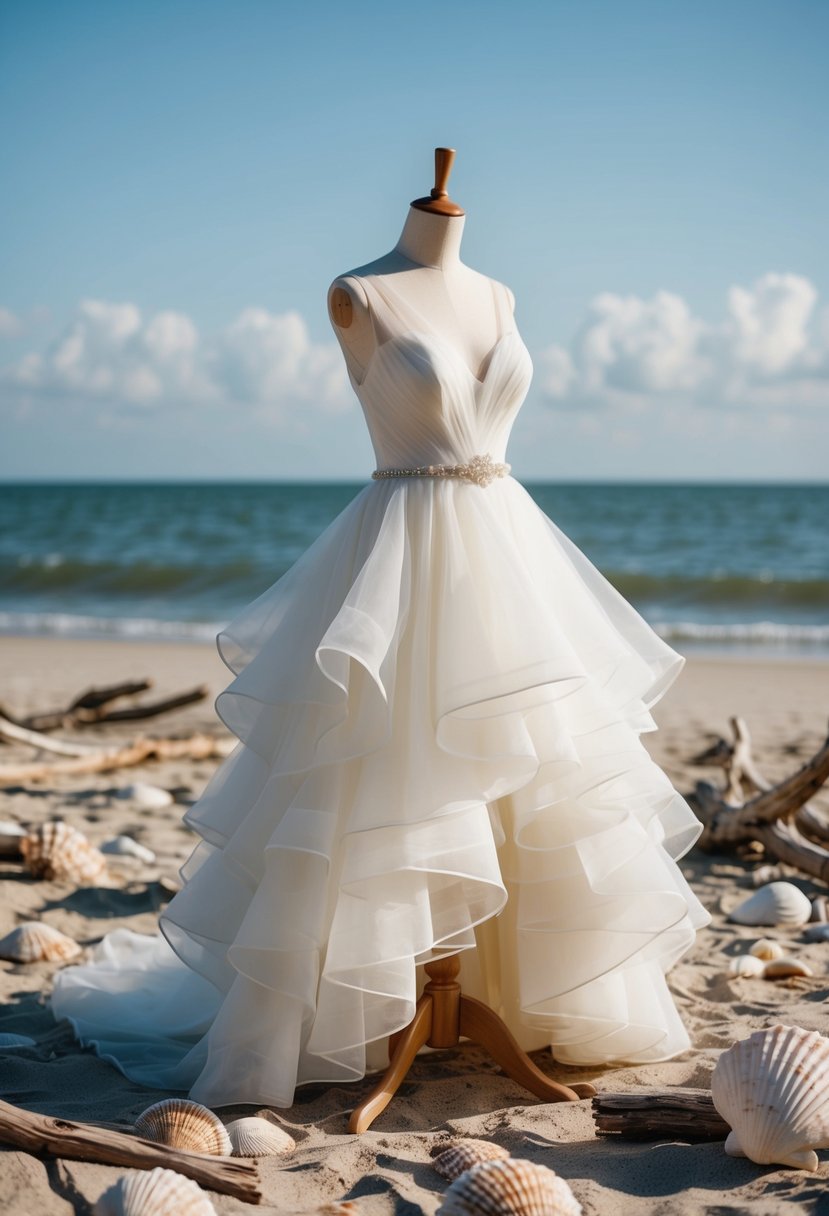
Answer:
xmin=0 ymin=612 xmax=223 ymax=643
xmin=653 ymin=620 xmax=829 ymax=644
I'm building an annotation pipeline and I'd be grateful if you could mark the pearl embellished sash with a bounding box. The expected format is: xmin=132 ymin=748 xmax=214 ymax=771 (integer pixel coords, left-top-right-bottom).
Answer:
xmin=372 ymin=453 xmax=511 ymax=488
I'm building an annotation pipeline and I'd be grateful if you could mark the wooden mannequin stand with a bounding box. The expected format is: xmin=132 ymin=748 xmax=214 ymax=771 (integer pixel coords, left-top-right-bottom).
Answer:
xmin=348 ymin=955 xmax=597 ymax=1133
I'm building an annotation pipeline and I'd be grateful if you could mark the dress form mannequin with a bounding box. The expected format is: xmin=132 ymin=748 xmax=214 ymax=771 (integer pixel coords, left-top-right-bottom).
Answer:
xmin=326 ymin=149 xmax=596 ymax=1133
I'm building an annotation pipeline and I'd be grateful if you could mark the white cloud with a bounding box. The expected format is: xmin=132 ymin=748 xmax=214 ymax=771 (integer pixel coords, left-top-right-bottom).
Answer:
xmin=542 ymin=273 xmax=829 ymax=410
xmin=2 ymin=298 xmax=353 ymax=420
xmin=0 ymin=308 xmax=22 ymax=338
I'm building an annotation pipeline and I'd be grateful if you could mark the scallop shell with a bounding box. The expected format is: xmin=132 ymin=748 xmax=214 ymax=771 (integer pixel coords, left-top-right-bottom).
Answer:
xmin=93 ymin=1166 xmax=216 ymax=1215
xmin=21 ymin=821 xmax=109 ymax=885
xmin=763 ymin=957 xmax=814 ymax=979
xmin=728 ymin=954 xmax=766 ymax=978
xmin=226 ymin=1116 xmax=295 ymax=1157
xmin=437 ymin=1158 xmax=582 ymax=1216
xmin=728 ymin=882 xmax=811 ymax=927
xmin=749 ymin=938 xmax=785 ymax=961
xmin=711 ymin=1023 xmax=829 ymax=1170
xmin=100 ymin=835 xmax=156 ymax=863
xmin=432 ymin=1139 xmax=511 ymax=1180
xmin=0 ymin=921 xmax=82 ymax=963
xmin=134 ymin=1099 xmax=232 ymax=1155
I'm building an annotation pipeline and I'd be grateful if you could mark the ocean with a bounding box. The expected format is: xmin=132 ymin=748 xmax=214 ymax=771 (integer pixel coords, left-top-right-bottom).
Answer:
xmin=1 ymin=481 xmax=827 ymax=658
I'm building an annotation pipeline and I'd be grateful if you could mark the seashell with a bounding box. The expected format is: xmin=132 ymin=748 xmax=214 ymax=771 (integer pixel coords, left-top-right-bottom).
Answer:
xmin=751 ymin=864 xmax=788 ymax=888
xmin=226 ymin=1115 xmax=295 ymax=1157
xmin=0 ymin=1033 xmax=36 ymax=1048
xmin=728 ymin=882 xmax=811 ymax=928
xmin=711 ymin=1023 xmax=829 ymax=1170
xmin=749 ymin=938 xmax=785 ymax=961
xmin=432 ymin=1139 xmax=511 ymax=1180
xmin=21 ymin=821 xmax=109 ymax=885
xmin=0 ymin=821 xmax=25 ymax=858
xmin=134 ymin=1098 xmax=231 ymax=1155
xmin=763 ymin=957 xmax=814 ymax=979
xmin=0 ymin=921 xmax=82 ymax=963
xmin=100 ymin=835 xmax=156 ymax=863
xmin=93 ymin=1166 xmax=216 ymax=1215
xmin=728 ymin=954 xmax=765 ymax=978
xmin=804 ymin=924 xmax=829 ymax=943
xmin=437 ymin=1158 xmax=582 ymax=1216
xmin=114 ymin=783 xmax=173 ymax=809
xmin=810 ymin=896 xmax=828 ymax=923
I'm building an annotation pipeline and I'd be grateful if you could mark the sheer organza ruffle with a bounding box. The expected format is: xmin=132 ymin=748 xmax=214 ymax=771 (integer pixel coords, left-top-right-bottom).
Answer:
xmin=51 ymin=477 xmax=709 ymax=1106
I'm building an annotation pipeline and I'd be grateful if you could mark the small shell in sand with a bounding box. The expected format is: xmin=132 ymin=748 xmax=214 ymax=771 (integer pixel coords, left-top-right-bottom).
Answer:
xmin=763 ymin=957 xmax=814 ymax=979
xmin=810 ymin=896 xmax=828 ymax=923
xmin=711 ymin=1023 xmax=829 ymax=1170
xmin=226 ymin=1116 xmax=295 ymax=1157
xmin=21 ymin=821 xmax=109 ymax=885
xmin=728 ymin=954 xmax=765 ymax=978
xmin=114 ymin=783 xmax=173 ymax=809
xmin=437 ymin=1158 xmax=582 ymax=1216
xmin=432 ymin=1139 xmax=511 ymax=1180
xmin=93 ymin=1166 xmax=216 ymax=1215
xmin=100 ymin=835 xmax=156 ymax=863
xmin=749 ymin=938 xmax=784 ymax=961
xmin=0 ymin=921 xmax=82 ymax=963
xmin=134 ymin=1099 xmax=232 ymax=1156
xmin=728 ymin=882 xmax=811 ymax=928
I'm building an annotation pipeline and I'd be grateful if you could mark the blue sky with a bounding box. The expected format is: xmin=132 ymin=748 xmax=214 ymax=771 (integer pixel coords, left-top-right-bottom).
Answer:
xmin=2 ymin=0 xmax=827 ymax=480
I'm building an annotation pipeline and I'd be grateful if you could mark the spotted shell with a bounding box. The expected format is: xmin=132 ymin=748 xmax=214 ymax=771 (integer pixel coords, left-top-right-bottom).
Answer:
xmin=432 ymin=1139 xmax=511 ymax=1181
xmin=749 ymin=938 xmax=785 ymax=961
xmin=711 ymin=1023 xmax=829 ymax=1170
xmin=728 ymin=882 xmax=812 ymax=928
xmin=226 ymin=1116 xmax=295 ymax=1157
xmin=763 ymin=957 xmax=813 ymax=979
xmin=93 ymin=1166 xmax=216 ymax=1215
xmin=133 ymin=1099 xmax=232 ymax=1155
xmin=437 ymin=1158 xmax=582 ymax=1216
xmin=0 ymin=921 xmax=82 ymax=963
xmin=728 ymin=954 xmax=765 ymax=978
xmin=21 ymin=821 xmax=109 ymax=885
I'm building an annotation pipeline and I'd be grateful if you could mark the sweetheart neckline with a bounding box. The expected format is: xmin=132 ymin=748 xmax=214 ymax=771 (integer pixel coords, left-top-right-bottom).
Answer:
xmin=350 ymin=328 xmax=524 ymax=391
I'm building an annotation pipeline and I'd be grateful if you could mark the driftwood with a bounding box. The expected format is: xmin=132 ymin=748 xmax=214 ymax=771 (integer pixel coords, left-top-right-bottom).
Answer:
xmin=0 ymin=732 xmax=235 ymax=783
xmin=0 ymin=1097 xmax=261 ymax=1202
xmin=0 ymin=679 xmax=207 ymax=734
xmin=592 ymin=1089 xmax=729 ymax=1140
xmin=688 ymin=717 xmax=829 ymax=882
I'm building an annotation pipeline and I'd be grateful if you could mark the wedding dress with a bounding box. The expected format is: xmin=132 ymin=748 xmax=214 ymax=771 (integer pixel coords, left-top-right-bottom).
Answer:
xmin=50 ymin=268 xmax=710 ymax=1108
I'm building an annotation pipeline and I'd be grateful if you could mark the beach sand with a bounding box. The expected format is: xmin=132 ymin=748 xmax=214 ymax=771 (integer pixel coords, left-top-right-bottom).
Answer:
xmin=1 ymin=635 xmax=828 ymax=1214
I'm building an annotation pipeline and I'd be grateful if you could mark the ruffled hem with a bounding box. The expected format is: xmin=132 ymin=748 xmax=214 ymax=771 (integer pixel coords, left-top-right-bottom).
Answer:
xmin=51 ymin=476 xmax=709 ymax=1107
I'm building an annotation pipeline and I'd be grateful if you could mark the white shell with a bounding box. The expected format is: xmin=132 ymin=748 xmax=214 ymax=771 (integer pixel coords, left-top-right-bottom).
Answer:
xmin=437 ymin=1158 xmax=582 ymax=1216
xmin=763 ymin=957 xmax=814 ymax=979
xmin=0 ymin=921 xmax=82 ymax=963
xmin=432 ymin=1139 xmax=511 ymax=1180
xmin=100 ymin=835 xmax=156 ymax=863
xmin=728 ymin=954 xmax=766 ymax=978
xmin=93 ymin=1166 xmax=216 ymax=1215
xmin=134 ymin=1099 xmax=232 ymax=1155
xmin=114 ymin=783 xmax=173 ymax=808
xmin=226 ymin=1116 xmax=295 ymax=1157
xmin=728 ymin=883 xmax=812 ymax=927
xmin=711 ymin=1023 xmax=829 ymax=1170
xmin=21 ymin=821 xmax=109 ymax=885
xmin=0 ymin=1033 xmax=36 ymax=1048
xmin=804 ymin=924 xmax=829 ymax=943
xmin=749 ymin=938 xmax=785 ymax=961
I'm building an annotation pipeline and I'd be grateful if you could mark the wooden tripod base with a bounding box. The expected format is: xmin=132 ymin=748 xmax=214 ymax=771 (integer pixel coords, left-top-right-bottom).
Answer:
xmin=348 ymin=955 xmax=597 ymax=1133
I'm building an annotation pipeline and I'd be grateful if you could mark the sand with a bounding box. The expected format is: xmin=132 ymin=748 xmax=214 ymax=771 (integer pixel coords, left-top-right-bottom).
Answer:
xmin=1 ymin=635 xmax=828 ymax=1214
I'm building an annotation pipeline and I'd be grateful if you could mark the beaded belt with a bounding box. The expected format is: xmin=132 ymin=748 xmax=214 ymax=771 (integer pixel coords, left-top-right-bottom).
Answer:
xmin=371 ymin=453 xmax=510 ymax=488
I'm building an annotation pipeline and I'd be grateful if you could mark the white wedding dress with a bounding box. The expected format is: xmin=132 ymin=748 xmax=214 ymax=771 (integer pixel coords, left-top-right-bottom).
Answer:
xmin=51 ymin=268 xmax=710 ymax=1108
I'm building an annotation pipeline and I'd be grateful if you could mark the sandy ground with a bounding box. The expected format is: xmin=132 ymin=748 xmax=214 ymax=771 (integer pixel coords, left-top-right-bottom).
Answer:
xmin=1 ymin=635 xmax=828 ymax=1215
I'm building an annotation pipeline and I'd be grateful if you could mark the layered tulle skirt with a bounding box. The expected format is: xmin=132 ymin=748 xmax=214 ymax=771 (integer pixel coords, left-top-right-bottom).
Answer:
xmin=50 ymin=476 xmax=709 ymax=1106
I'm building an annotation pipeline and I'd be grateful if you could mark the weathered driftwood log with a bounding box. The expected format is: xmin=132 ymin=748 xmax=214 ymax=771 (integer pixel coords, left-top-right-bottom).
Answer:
xmin=0 ymin=679 xmax=207 ymax=734
xmin=0 ymin=732 xmax=235 ymax=783
xmin=0 ymin=714 xmax=101 ymax=756
xmin=592 ymin=1089 xmax=729 ymax=1140
xmin=0 ymin=1097 xmax=261 ymax=1202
